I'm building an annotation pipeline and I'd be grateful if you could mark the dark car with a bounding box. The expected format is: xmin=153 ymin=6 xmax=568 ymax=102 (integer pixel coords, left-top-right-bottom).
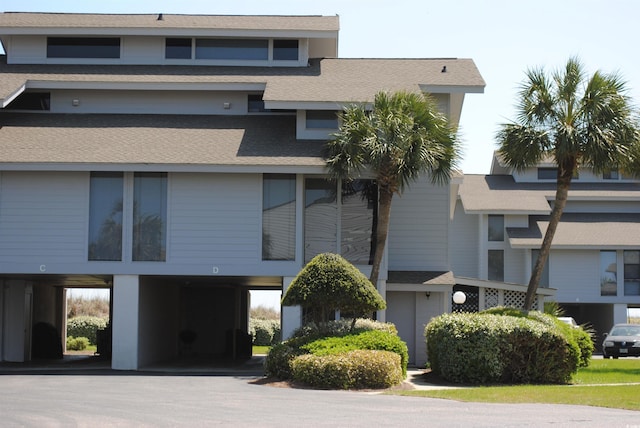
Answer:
xmin=602 ymin=324 xmax=640 ymax=358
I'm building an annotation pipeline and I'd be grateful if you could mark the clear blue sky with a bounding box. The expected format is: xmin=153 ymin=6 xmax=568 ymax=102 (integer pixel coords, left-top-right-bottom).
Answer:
xmin=5 ymin=0 xmax=640 ymax=310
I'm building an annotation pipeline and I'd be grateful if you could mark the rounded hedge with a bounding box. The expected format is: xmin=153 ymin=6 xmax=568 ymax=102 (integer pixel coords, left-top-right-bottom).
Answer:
xmin=66 ymin=336 xmax=89 ymax=351
xmin=67 ymin=316 xmax=108 ymax=345
xmin=425 ymin=312 xmax=580 ymax=384
xmin=291 ymin=350 xmax=403 ymax=389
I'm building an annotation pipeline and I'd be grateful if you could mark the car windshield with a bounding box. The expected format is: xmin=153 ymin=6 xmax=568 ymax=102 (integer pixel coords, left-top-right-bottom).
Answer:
xmin=610 ymin=325 xmax=640 ymax=336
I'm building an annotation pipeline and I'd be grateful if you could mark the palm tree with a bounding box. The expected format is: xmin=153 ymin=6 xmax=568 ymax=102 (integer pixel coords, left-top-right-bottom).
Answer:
xmin=326 ymin=91 xmax=459 ymax=287
xmin=497 ymin=57 xmax=640 ymax=310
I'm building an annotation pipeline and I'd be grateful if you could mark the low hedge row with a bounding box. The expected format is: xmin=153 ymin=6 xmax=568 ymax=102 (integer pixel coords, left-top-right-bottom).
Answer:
xmin=66 ymin=336 xmax=90 ymax=351
xmin=249 ymin=318 xmax=281 ymax=346
xmin=67 ymin=316 xmax=108 ymax=345
xmin=291 ymin=350 xmax=403 ymax=389
xmin=265 ymin=319 xmax=406 ymax=389
xmin=425 ymin=311 xmax=581 ymax=384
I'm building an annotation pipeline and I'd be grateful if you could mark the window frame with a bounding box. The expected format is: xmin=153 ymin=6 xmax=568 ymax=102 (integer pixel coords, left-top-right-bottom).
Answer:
xmin=47 ymin=37 xmax=121 ymax=59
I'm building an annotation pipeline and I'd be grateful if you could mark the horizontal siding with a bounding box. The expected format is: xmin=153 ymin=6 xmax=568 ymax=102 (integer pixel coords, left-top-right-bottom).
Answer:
xmin=450 ymin=200 xmax=479 ymax=277
xmin=168 ymin=173 xmax=261 ymax=264
xmin=550 ymin=250 xmax=600 ymax=302
xmin=388 ymin=178 xmax=449 ymax=270
xmin=0 ymin=171 xmax=87 ymax=263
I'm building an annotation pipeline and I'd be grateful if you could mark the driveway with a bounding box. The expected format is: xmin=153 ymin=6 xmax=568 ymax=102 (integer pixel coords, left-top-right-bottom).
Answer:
xmin=0 ymin=373 xmax=637 ymax=427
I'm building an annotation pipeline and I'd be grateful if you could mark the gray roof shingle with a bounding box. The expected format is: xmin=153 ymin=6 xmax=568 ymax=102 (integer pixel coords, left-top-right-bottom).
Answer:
xmin=507 ymin=213 xmax=640 ymax=248
xmin=0 ymin=113 xmax=326 ymax=168
xmin=0 ymin=12 xmax=340 ymax=32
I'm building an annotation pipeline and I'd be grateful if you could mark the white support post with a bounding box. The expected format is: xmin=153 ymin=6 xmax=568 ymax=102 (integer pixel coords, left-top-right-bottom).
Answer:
xmin=111 ymin=275 xmax=140 ymax=370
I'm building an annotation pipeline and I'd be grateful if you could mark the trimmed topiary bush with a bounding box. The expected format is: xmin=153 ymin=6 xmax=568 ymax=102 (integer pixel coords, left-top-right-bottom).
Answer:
xmin=425 ymin=312 xmax=580 ymax=384
xmin=67 ymin=316 xmax=108 ymax=345
xmin=66 ymin=336 xmax=90 ymax=351
xmin=291 ymin=350 xmax=402 ymax=389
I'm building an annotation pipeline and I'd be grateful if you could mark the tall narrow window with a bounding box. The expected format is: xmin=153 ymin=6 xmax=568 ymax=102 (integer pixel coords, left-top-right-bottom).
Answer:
xmin=624 ymin=250 xmax=640 ymax=296
xmin=304 ymin=178 xmax=337 ymax=263
xmin=262 ymin=174 xmax=296 ymax=260
xmin=341 ymin=180 xmax=377 ymax=265
xmin=133 ymin=173 xmax=167 ymax=261
xmin=532 ymin=249 xmax=550 ymax=287
xmin=273 ymin=39 xmax=299 ymax=60
xmin=600 ymin=250 xmax=617 ymax=296
xmin=488 ymin=250 xmax=504 ymax=281
xmin=488 ymin=215 xmax=504 ymax=241
xmin=88 ymin=172 xmax=123 ymax=261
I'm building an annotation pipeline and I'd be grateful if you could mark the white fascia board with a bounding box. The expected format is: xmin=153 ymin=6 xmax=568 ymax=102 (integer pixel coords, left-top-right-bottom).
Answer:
xmin=386 ymin=283 xmax=453 ymax=292
xmin=0 ymin=163 xmax=327 ymax=174
xmin=26 ymin=80 xmax=267 ymax=92
xmin=454 ymin=276 xmax=557 ymax=296
xmin=1 ymin=28 xmax=338 ymax=39
xmin=462 ymin=208 xmax=552 ymax=215
xmin=509 ymin=242 xmax=640 ymax=251
xmin=1 ymin=83 xmax=26 ymax=108
xmin=420 ymin=84 xmax=485 ymax=94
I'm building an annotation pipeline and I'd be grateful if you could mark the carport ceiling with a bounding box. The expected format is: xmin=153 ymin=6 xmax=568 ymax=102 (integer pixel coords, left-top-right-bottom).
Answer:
xmin=144 ymin=275 xmax=283 ymax=288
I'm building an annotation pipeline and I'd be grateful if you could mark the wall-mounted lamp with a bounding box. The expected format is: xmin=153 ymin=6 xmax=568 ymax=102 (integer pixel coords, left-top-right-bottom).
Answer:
xmin=425 ymin=292 xmax=431 ymax=300
xmin=453 ymin=291 xmax=466 ymax=305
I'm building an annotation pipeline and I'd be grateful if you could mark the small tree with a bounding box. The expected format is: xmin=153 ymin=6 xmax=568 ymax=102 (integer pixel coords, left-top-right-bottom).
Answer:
xmin=281 ymin=253 xmax=386 ymax=326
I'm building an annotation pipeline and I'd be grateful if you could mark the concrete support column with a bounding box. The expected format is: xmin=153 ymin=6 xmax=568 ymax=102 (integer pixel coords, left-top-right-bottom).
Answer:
xmin=112 ymin=275 xmax=139 ymax=370
xmin=376 ymin=280 xmax=386 ymax=322
xmin=281 ymin=277 xmax=301 ymax=340
xmin=613 ymin=303 xmax=628 ymax=325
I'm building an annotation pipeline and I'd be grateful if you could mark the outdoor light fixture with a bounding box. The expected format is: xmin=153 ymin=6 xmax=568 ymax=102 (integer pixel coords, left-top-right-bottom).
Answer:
xmin=452 ymin=291 xmax=466 ymax=305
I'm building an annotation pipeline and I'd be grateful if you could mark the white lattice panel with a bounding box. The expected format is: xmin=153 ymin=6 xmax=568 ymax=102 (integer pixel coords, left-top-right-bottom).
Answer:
xmin=485 ymin=288 xmax=499 ymax=309
xmin=504 ymin=290 xmax=526 ymax=309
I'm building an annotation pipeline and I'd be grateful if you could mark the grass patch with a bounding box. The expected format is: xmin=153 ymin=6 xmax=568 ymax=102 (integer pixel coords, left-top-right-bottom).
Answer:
xmin=389 ymin=359 xmax=640 ymax=411
xmin=253 ymin=345 xmax=270 ymax=355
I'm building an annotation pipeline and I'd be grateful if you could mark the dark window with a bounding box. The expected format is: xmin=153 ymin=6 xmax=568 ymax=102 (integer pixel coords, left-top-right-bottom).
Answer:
xmin=165 ymin=38 xmax=192 ymax=59
xmin=133 ymin=173 xmax=167 ymax=262
xmin=488 ymin=250 xmax=504 ymax=281
xmin=306 ymin=111 xmax=339 ymax=129
xmin=248 ymin=94 xmax=268 ymax=113
xmin=263 ymin=174 xmax=296 ymax=261
xmin=603 ymin=169 xmax=620 ymax=180
xmin=88 ymin=172 xmax=123 ymax=261
xmin=601 ymin=250 xmax=617 ymax=296
xmin=47 ymin=37 xmax=120 ymax=58
xmin=488 ymin=215 xmax=504 ymax=241
xmin=195 ymin=38 xmax=268 ymax=60
xmin=273 ymin=39 xmax=299 ymax=60
xmin=6 ymin=92 xmax=50 ymax=110
xmin=624 ymin=250 xmax=640 ymax=296
xmin=537 ymin=168 xmax=557 ymax=180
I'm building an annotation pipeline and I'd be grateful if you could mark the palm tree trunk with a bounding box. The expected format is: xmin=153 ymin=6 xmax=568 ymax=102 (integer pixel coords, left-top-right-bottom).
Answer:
xmin=369 ymin=186 xmax=393 ymax=288
xmin=524 ymin=165 xmax=574 ymax=310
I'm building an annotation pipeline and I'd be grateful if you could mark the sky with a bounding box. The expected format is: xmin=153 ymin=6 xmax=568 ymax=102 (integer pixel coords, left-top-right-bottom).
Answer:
xmin=5 ymin=0 xmax=640 ymax=309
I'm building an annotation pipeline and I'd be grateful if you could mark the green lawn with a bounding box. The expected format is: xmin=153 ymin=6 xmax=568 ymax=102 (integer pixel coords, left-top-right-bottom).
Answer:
xmin=389 ymin=359 xmax=640 ymax=411
xmin=253 ymin=345 xmax=270 ymax=355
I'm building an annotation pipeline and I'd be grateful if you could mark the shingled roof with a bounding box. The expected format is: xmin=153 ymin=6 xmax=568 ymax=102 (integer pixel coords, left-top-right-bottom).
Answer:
xmin=0 ymin=12 xmax=340 ymax=33
xmin=0 ymin=113 xmax=326 ymax=170
xmin=0 ymin=57 xmax=485 ymax=108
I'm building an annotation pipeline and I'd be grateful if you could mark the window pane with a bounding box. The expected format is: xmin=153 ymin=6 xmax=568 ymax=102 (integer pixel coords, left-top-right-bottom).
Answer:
xmin=306 ymin=111 xmax=338 ymax=129
xmin=47 ymin=37 xmax=120 ymax=58
xmin=273 ymin=39 xmax=299 ymax=60
xmin=88 ymin=172 xmax=123 ymax=261
xmin=304 ymin=178 xmax=336 ymax=263
xmin=133 ymin=173 xmax=167 ymax=261
xmin=624 ymin=250 xmax=640 ymax=265
xmin=537 ymin=168 xmax=557 ymax=180
xmin=341 ymin=180 xmax=377 ymax=265
xmin=600 ymin=250 xmax=617 ymax=296
xmin=603 ymin=169 xmax=619 ymax=180
xmin=195 ymin=38 xmax=268 ymax=60
xmin=263 ymin=174 xmax=296 ymax=260
xmin=488 ymin=250 xmax=504 ymax=281
xmin=488 ymin=215 xmax=504 ymax=241
xmin=532 ymin=249 xmax=549 ymax=287
xmin=166 ymin=38 xmax=192 ymax=59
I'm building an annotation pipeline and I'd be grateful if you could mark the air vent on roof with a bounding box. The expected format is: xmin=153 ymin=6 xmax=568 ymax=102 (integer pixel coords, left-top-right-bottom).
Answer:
xmin=157 ymin=13 xmax=164 ymax=21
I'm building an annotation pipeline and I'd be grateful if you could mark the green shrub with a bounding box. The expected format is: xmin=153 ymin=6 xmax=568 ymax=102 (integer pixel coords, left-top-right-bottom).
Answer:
xmin=425 ymin=312 xmax=579 ymax=384
xmin=250 ymin=318 xmax=281 ymax=346
xmin=264 ymin=343 xmax=307 ymax=379
xmin=66 ymin=336 xmax=89 ymax=351
xmin=292 ymin=319 xmax=397 ymax=339
xmin=302 ymin=329 xmax=408 ymax=376
xmin=291 ymin=350 xmax=402 ymax=389
xmin=67 ymin=316 xmax=108 ymax=345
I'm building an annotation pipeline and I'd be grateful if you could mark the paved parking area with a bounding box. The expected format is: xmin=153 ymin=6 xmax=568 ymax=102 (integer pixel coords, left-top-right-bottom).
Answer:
xmin=0 ymin=372 xmax=638 ymax=427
